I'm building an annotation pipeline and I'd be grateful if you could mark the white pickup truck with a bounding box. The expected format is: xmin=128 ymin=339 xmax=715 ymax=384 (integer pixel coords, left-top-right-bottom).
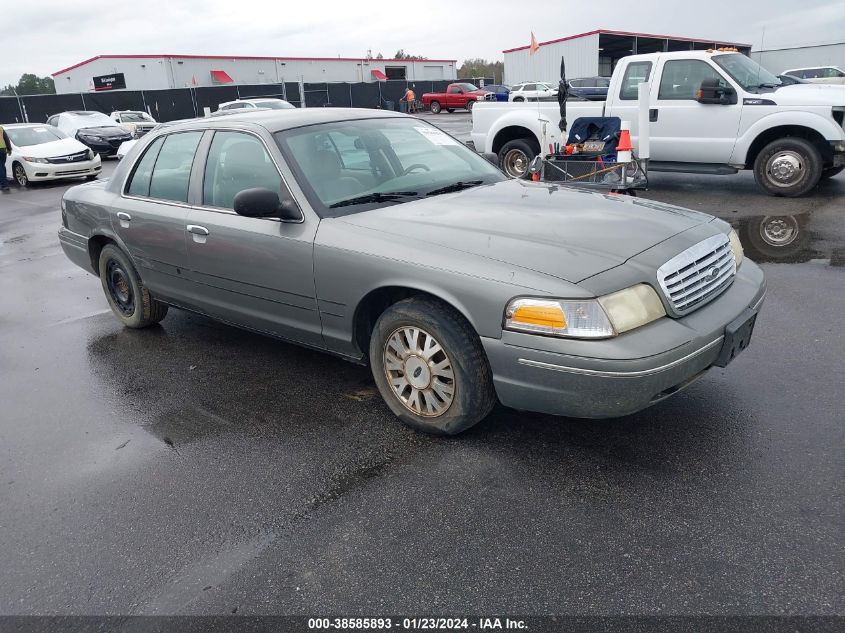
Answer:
xmin=471 ymin=50 xmax=845 ymax=196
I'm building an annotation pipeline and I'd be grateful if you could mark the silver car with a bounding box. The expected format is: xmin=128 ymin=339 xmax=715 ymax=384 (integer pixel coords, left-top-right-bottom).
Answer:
xmin=59 ymin=108 xmax=766 ymax=435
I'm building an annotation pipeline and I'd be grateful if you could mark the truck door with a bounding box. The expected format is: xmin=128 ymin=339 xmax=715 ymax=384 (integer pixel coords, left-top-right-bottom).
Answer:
xmin=648 ymin=58 xmax=742 ymax=164
xmin=447 ymin=85 xmax=463 ymax=108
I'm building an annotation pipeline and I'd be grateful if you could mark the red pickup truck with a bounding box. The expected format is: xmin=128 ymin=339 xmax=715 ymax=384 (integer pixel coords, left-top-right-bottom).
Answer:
xmin=421 ymin=83 xmax=490 ymax=114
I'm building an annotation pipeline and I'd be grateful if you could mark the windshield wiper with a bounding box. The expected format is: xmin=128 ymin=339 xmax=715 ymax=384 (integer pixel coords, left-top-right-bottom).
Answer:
xmin=425 ymin=180 xmax=484 ymax=197
xmin=329 ymin=191 xmax=418 ymax=209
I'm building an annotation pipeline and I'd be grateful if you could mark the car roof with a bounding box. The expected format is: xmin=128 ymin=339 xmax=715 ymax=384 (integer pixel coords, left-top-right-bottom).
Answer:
xmin=3 ymin=123 xmax=47 ymax=128
xmin=783 ymin=65 xmax=841 ymax=71
xmin=164 ymin=107 xmax=410 ymax=133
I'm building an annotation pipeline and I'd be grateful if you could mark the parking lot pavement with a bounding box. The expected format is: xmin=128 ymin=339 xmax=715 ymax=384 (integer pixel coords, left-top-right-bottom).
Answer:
xmin=0 ymin=146 xmax=843 ymax=618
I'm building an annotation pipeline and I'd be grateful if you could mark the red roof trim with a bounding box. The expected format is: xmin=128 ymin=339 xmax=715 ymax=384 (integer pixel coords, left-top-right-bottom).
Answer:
xmin=210 ymin=69 xmax=234 ymax=83
xmin=502 ymin=29 xmax=751 ymax=53
xmin=371 ymin=69 xmax=388 ymax=81
xmin=52 ymin=54 xmax=457 ymax=76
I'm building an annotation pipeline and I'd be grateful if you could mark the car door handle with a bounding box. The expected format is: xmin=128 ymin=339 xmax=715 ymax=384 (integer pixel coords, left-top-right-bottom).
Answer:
xmin=186 ymin=225 xmax=209 ymax=236
xmin=116 ymin=212 xmax=131 ymax=221
xmin=649 ymin=108 xmax=659 ymax=122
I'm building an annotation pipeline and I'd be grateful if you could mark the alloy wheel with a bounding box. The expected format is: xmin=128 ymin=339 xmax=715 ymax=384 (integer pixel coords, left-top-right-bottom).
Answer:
xmin=383 ymin=326 xmax=455 ymax=417
xmin=766 ymin=150 xmax=805 ymax=188
xmin=14 ymin=164 xmax=28 ymax=187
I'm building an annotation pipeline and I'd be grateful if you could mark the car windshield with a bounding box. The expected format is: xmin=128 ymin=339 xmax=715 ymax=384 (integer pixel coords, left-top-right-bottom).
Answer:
xmin=119 ymin=112 xmax=154 ymax=122
xmin=275 ymin=117 xmax=505 ymax=218
xmin=74 ymin=112 xmax=118 ymax=128
xmin=255 ymin=100 xmax=295 ymax=109
xmin=6 ymin=125 xmax=67 ymax=146
xmin=712 ymin=54 xmax=781 ymax=89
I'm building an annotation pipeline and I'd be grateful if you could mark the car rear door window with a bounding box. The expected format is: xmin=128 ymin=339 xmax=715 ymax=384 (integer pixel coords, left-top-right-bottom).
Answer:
xmin=203 ymin=131 xmax=282 ymax=210
xmin=126 ymin=136 xmax=165 ymax=197
xmin=148 ymin=132 xmax=202 ymax=203
xmin=620 ymin=62 xmax=652 ymax=100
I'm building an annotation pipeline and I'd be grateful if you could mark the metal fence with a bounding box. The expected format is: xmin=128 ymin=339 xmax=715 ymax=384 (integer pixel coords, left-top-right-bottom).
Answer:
xmin=0 ymin=78 xmax=495 ymax=124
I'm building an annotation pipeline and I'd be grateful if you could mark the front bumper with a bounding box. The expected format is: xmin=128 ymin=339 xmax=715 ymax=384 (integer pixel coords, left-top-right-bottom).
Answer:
xmin=25 ymin=158 xmax=101 ymax=181
xmin=79 ymin=138 xmax=131 ymax=156
xmin=482 ymin=260 xmax=766 ymax=419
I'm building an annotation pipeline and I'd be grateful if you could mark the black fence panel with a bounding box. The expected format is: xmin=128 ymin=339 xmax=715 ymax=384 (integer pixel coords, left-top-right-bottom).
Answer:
xmin=237 ymin=83 xmax=287 ymax=99
xmin=303 ymin=83 xmax=330 ymax=108
xmin=379 ymin=80 xmax=408 ymax=110
xmin=145 ymin=89 xmax=197 ymax=122
xmin=327 ymin=83 xmax=352 ymax=108
xmin=86 ymin=90 xmax=147 ymax=115
xmin=194 ymin=85 xmax=239 ymax=114
xmin=284 ymin=83 xmax=301 ymax=107
xmin=0 ymin=97 xmax=24 ymax=123
xmin=350 ymin=82 xmax=381 ymax=109
xmin=20 ymin=93 xmax=85 ymax=122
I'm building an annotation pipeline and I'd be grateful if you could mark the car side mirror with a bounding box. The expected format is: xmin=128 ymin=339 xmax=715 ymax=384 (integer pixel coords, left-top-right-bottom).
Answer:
xmin=697 ymin=78 xmax=737 ymax=105
xmin=233 ymin=188 xmax=301 ymax=221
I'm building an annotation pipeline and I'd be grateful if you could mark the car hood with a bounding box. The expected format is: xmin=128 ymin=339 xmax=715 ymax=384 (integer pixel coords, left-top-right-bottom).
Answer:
xmin=761 ymin=83 xmax=845 ymax=106
xmin=77 ymin=126 xmax=131 ymax=138
xmin=338 ymin=179 xmax=714 ymax=283
xmin=15 ymin=137 xmax=90 ymax=158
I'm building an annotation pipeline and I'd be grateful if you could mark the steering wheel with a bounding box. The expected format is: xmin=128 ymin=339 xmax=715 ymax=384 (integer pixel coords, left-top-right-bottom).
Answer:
xmin=404 ymin=164 xmax=431 ymax=174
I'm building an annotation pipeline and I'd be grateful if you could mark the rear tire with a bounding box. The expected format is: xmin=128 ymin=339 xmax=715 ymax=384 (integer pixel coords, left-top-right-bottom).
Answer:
xmin=820 ymin=165 xmax=844 ymax=179
xmin=369 ymin=297 xmax=496 ymax=436
xmin=98 ymin=244 xmax=168 ymax=329
xmin=498 ymin=138 xmax=539 ymax=179
xmin=429 ymin=101 xmax=442 ymax=114
xmin=513 ymin=96 xmax=524 ymax=102
xmin=753 ymin=137 xmax=823 ymax=197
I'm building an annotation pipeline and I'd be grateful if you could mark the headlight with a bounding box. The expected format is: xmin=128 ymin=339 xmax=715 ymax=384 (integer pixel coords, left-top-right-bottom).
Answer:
xmin=87 ymin=149 xmax=95 ymax=160
xmin=22 ymin=156 xmax=48 ymax=164
xmin=597 ymin=284 xmax=666 ymax=334
xmin=505 ymin=284 xmax=666 ymax=339
xmin=505 ymin=298 xmax=614 ymax=339
xmin=728 ymin=229 xmax=744 ymax=266
xmin=80 ymin=134 xmax=103 ymax=142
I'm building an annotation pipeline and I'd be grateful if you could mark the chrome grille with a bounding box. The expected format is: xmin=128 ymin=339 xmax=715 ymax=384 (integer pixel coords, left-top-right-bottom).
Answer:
xmin=46 ymin=151 xmax=89 ymax=164
xmin=657 ymin=234 xmax=736 ymax=316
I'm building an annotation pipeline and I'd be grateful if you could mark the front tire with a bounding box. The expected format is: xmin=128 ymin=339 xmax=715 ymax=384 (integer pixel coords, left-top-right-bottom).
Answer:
xmin=498 ymin=138 xmax=539 ymax=179
xmin=753 ymin=137 xmax=823 ymax=197
xmin=513 ymin=96 xmax=525 ymax=102
xmin=465 ymin=100 xmax=474 ymax=112
xmin=369 ymin=297 xmax=496 ymax=435
xmin=820 ymin=165 xmax=844 ymax=180
xmin=98 ymin=244 xmax=168 ymax=328
xmin=13 ymin=162 xmax=28 ymax=187
xmin=429 ymin=101 xmax=442 ymax=114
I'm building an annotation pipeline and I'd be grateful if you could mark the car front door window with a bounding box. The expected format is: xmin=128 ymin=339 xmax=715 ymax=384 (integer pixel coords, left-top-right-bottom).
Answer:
xmin=203 ymin=131 xmax=282 ymax=210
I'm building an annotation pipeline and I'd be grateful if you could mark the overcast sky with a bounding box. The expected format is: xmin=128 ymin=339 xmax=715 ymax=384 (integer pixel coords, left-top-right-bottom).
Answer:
xmin=5 ymin=0 xmax=845 ymax=87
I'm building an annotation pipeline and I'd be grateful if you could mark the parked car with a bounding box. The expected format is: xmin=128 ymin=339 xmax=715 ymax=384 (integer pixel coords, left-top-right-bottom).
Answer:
xmin=3 ymin=123 xmax=101 ymax=186
xmin=508 ymin=82 xmax=557 ymax=101
xmin=777 ymin=74 xmax=809 ymax=86
xmin=110 ymin=110 xmax=158 ymax=138
xmin=567 ymin=76 xmax=611 ymax=100
xmin=472 ymin=50 xmax=845 ymax=194
xmin=482 ymin=84 xmax=511 ymax=102
xmin=216 ymin=98 xmax=295 ymax=112
xmin=59 ymin=108 xmax=765 ymax=435
xmin=47 ymin=111 xmax=133 ymax=157
xmin=421 ymin=83 xmax=490 ymax=113
xmin=781 ymin=66 xmax=845 ymax=85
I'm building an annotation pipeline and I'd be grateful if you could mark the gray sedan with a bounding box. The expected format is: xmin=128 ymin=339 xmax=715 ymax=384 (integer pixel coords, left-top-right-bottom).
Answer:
xmin=59 ymin=108 xmax=766 ymax=435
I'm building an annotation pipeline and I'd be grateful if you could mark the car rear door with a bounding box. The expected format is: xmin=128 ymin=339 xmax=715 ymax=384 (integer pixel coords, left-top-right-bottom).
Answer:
xmin=112 ymin=131 xmax=202 ymax=301
xmin=182 ymin=128 xmax=322 ymax=347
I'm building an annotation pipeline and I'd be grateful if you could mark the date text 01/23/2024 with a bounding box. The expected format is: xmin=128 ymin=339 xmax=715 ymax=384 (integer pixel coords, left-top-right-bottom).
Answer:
xmin=308 ymin=618 xmax=528 ymax=630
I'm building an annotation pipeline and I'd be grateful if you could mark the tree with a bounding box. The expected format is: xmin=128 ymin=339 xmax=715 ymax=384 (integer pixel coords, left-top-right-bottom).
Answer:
xmin=1 ymin=74 xmax=56 ymax=96
xmin=376 ymin=52 xmax=384 ymax=59
xmin=393 ymin=49 xmax=428 ymax=60
xmin=458 ymin=59 xmax=504 ymax=84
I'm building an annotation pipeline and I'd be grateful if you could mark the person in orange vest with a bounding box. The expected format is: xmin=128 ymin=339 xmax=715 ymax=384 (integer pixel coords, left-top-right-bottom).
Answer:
xmin=403 ymin=85 xmax=416 ymax=114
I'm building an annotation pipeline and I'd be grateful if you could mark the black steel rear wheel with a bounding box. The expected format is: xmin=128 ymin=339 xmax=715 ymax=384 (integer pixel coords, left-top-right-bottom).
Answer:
xmin=98 ymin=244 xmax=168 ymax=328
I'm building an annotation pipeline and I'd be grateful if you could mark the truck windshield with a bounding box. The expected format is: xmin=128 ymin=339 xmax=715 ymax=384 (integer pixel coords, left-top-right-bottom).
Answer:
xmin=275 ymin=117 xmax=505 ymax=217
xmin=712 ymin=54 xmax=782 ymax=90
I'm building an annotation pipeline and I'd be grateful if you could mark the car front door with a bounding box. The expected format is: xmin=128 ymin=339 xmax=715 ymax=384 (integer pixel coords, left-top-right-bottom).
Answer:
xmin=182 ymin=129 xmax=322 ymax=347
xmin=112 ymin=131 xmax=202 ymax=301
xmin=447 ymin=85 xmax=463 ymax=108
xmin=648 ymin=58 xmax=742 ymax=164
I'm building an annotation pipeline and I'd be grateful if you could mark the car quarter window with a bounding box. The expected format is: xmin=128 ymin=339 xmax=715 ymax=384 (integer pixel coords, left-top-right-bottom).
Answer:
xmin=658 ymin=59 xmax=725 ymax=100
xmin=126 ymin=136 xmax=165 ymax=197
xmin=203 ymin=131 xmax=282 ymax=210
xmin=146 ymin=131 xmax=203 ymax=203
xmin=620 ymin=62 xmax=652 ymax=100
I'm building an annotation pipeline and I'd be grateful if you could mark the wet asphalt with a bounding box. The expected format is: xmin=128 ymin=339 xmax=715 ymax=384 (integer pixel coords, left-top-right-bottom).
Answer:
xmin=0 ymin=114 xmax=843 ymax=617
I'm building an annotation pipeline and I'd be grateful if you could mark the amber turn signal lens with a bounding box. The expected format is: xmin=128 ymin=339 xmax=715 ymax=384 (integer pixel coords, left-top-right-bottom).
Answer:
xmin=510 ymin=304 xmax=567 ymax=329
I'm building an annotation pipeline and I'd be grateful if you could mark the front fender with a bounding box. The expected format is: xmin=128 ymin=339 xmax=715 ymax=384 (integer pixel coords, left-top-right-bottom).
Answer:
xmin=732 ymin=110 xmax=845 ymax=165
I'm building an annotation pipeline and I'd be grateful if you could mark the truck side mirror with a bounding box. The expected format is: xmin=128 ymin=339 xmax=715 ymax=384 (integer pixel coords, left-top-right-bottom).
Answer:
xmin=697 ymin=78 xmax=737 ymax=105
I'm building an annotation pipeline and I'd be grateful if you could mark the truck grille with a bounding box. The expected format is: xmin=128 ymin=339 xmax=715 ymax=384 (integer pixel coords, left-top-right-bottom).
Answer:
xmin=656 ymin=234 xmax=736 ymax=316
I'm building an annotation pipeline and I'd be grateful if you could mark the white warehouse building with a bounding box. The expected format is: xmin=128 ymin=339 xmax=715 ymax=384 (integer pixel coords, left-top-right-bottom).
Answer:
xmin=503 ymin=29 xmax=751 ymax=85
xmin=52 ymin=54 xmax=457 ymax=94
xmin=751 ymin=41 xmax=845 ymax=76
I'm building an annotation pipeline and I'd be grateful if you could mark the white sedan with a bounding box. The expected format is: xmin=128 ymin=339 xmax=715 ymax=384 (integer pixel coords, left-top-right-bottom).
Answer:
xmin=4 ymin=124 xmax=101 ymax=187
xmin=508 ymin=82 xmax=558 ymax=102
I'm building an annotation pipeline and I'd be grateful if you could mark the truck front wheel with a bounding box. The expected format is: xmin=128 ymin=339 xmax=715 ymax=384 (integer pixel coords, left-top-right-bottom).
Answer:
xmin=430 ymin=101 xmax=442 ymax=114
xmin=753 ymin=137 xmax=823 ymax=197
xmin=499 ymin=139 xmax=538 ymax=179
xmin=466 ymin=100 xmax=474 ymax=112
xmin=820 ymin=165 xmax=844 ymax=180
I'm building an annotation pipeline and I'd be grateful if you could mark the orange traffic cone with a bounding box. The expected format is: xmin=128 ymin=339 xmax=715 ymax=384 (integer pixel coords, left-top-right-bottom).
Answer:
xmin=617 ymin=122 xmax=633 ymax=163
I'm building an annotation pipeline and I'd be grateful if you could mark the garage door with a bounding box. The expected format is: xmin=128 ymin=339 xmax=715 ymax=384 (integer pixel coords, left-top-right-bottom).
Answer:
xmin=423 ymin=65 xmax=444 ymax=80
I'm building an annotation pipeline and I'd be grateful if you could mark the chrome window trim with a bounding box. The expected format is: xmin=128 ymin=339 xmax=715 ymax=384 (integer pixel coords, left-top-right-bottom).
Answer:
xmin=517 ymin=336 xmax=724 ymax=378
xmin=119 ymin=127 xmax=305 ymax=224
